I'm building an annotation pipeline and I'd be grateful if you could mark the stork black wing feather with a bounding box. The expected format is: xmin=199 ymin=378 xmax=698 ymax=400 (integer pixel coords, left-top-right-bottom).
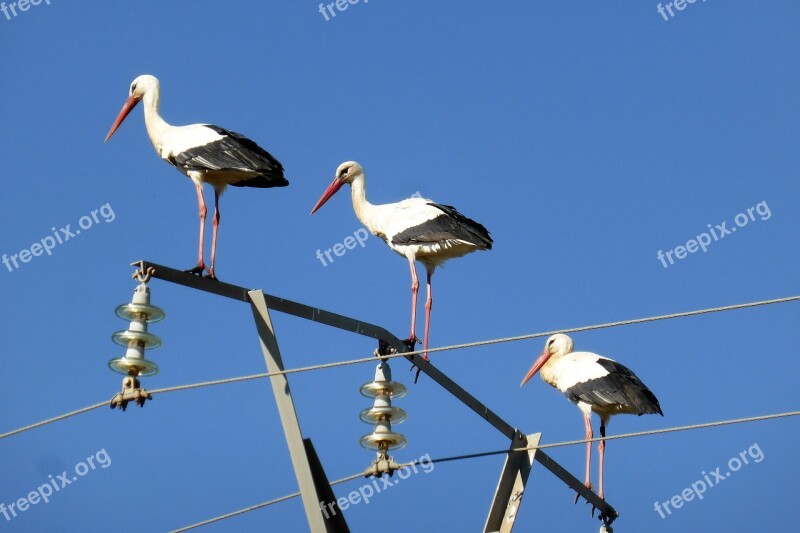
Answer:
xmin=171 ymin=125 xmax=288 ymax=188
xmin=565 ymin=359 xmax=663 ymax=416
xmin=391 ymin=203 xmax=493 ymax=249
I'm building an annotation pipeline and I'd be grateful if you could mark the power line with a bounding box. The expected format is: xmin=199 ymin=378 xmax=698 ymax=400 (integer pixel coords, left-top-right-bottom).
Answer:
xmin=432 ymin=409 xmax=800 ymax=463
xmin=150 ymin=372 xmax=270 ymax=395
xmin=161 ymin=294 xmax=800 ymax=385
xmin=0 ymin=401 xmax=107 ymax=440
xmin=1 ymin=294 xmax=797 ymax=441
xmin=168 ymin=409 xmax=800 ymax=531
xmin=379 ymin=294 xmax=800 ymax=362
xmin=169 ymin=472 xmax=364 ymax=533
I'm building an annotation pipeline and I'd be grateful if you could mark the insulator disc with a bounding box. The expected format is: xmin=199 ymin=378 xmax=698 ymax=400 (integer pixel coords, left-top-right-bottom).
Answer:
xmin=112 ymin=330 xmax=162 ymax=349
xmin=359 ymin=431 xmax=407 ymax=451
xmin=360 ymin=381 xmax=406 ymax=399
xmin=115 ymin=302 xmax=166 ymax=323
xmin=359 ymin=406 xmax=407 ymax=425
xmin=108 ymin=356 xmax=159 ymax=376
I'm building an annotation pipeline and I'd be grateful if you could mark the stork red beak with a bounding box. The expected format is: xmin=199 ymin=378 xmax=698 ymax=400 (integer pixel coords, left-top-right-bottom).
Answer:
xmin=104 ymin=95 xmax=141 ymax=143
xmin=520 ymin=349 xmax=552 ymax=387
xmin=310 ymin=179 xmax=345 ymax=215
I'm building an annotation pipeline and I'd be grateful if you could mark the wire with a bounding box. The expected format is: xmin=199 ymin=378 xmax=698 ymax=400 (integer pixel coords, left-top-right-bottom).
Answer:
xmin=149 ymin=372 xmax=269 ymax=395
xmin=0 ymin=401 xmax=108 ymax=440
xmin=370 ymin=294 xmax=800 ymax=362
xmin=169 ymin=472 xmax=364 ymax=532
xmin=433 ymin=409 xmax=800 ymax=463
xmin=1 ymin=294 xmax=797 ymax=440
xmin=161 ymin=294 xmax=800 ymax=385
xmin=168 ymin=409 xmax=799 ymax=531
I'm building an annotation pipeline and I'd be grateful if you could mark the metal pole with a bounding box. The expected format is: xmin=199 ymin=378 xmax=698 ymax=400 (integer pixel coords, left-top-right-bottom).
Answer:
xmin=248 ymin=290 xmax=335 ymax=532
xmin=304 ymin=439 xmax=350 ymax=532
xmin=485 ymin=432 xmax=541 ymax=533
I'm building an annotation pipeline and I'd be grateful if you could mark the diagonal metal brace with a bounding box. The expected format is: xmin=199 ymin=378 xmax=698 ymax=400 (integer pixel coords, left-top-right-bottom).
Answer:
xmin=248 ymin=290 xmax=346 ymax=532
xmin=534 ymin=450 xmax=618 ymax=525
xmin=485 ymin=432 xmax=540 ymax=533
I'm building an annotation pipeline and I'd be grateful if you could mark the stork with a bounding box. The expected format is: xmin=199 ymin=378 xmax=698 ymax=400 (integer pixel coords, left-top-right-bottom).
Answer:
xmin=311 ymin=161 xmax=492 ymax=374
xmin=104 ymin=74 xmax=287 ymax=279
xmin=520 ymin=333 xmax=662 ymax=501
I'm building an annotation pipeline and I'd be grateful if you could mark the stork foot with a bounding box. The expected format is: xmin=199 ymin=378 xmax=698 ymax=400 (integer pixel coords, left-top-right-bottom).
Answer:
xmin=598 ymin=511 xmax=615 ymax=529
xmin=185 ymin=264 xmax=207 ymax=276
xmin=589 ymin=500 xmax=608 ymax=520
xmin=203 ymin=268 xmax=218 ymax=280
xmin=401 ymin=336 xmax=419 ymax=351
xmin=573 ymin=482 xmax=594 ymax=505
xmin=401 ymin=337 xmax=425 ymax=383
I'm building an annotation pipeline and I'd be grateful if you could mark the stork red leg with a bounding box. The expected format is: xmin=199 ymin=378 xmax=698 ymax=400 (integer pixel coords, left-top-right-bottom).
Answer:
xmin=422 ymin=268 xmax=434 ymax=361
xmin=575 ymin=412 xmax=593 ymax=504
xmin=598 ymin=416 xmax=608 ymax=500
xmin=187 ymin=184 xmax=208 ymax=276
xmin=407 ymin=257 xmax=419 ymax=342
xmin=207 ymin=188 xmax=221 ymax=279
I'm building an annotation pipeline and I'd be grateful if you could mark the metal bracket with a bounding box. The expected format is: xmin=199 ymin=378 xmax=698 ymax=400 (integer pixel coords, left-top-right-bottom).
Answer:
xmin=130 ymin=260 xmax=156 ymax=283
xmin=374 ymin=340 xmax=394 ymax=361
xmin=110 ymin=373 xmax=152 ymax=411
xmin=363 ymin=453 xmax=404 ymax=478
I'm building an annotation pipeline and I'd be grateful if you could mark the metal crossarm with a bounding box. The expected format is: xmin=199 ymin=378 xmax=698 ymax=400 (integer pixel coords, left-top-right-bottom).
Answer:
xmin=133 ymin=260 xmax=407 ymax=352
xmin=130 ymin=260 xmax=618 ymax=530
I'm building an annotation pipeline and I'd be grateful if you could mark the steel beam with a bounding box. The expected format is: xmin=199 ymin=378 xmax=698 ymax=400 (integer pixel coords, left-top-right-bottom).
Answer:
xmin=304 ymin=439 xmax=350 ymax=532
xmin=485 ymin=432 xmax=541 ymax=533
xmin=534 ymin=450 xmax=617 ymax=522
xmin=134 ymin=261 xmax=407 ymax=352
xmin=400 ymin=354 xmax=518 ymax=439
xmin=248 ymin=290 xmax=341 ymax=532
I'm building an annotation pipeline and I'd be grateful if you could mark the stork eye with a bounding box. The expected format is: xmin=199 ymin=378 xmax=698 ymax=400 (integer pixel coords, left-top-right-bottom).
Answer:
xmin=130 ymin=83 xmax=137 ymax=94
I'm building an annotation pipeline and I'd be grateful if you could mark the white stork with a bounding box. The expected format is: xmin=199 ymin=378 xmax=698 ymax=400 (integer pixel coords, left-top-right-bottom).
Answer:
xmin=104 ymin=74 xmax=287 ymax=279
xmin=520 ymin=333 xmax=662 ymax=501
xmin=311 ymin=161 xmax=492 ymax=374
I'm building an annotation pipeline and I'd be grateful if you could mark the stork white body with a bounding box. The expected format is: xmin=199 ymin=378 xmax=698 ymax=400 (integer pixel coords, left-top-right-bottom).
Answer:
xmin=311 ymin=162 xmax=492 ymax=371
xmin=105 ymin=74 xmax=287 ymax=278
xmin=521 ymin=334 xmax=662 ymax=501
xmin=356 ymin=195 xmax=488 ymax=270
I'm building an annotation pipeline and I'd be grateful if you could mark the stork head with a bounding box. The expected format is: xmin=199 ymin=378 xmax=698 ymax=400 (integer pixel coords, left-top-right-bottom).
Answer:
xmin=310 ymin=161 xmax=364 ymax=214
xmin=104 ymin=75 xmax=160 ymax=142
xmin=520 ymin=333 xmax=574 ymax=387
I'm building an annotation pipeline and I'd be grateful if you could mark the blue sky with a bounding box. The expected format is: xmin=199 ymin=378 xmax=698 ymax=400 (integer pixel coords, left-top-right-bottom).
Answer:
xmin=1 ymin=1 xmax=798 ymax=531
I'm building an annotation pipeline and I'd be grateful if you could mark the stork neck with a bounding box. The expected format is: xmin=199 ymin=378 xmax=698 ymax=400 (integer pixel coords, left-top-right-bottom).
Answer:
xmin=349 ymin=174 xmax=377 ymax=226
xmin=142 ymin=88 xmax=171 ymax=152
xmin=539 ymin=353 xmax=562 ymax=389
